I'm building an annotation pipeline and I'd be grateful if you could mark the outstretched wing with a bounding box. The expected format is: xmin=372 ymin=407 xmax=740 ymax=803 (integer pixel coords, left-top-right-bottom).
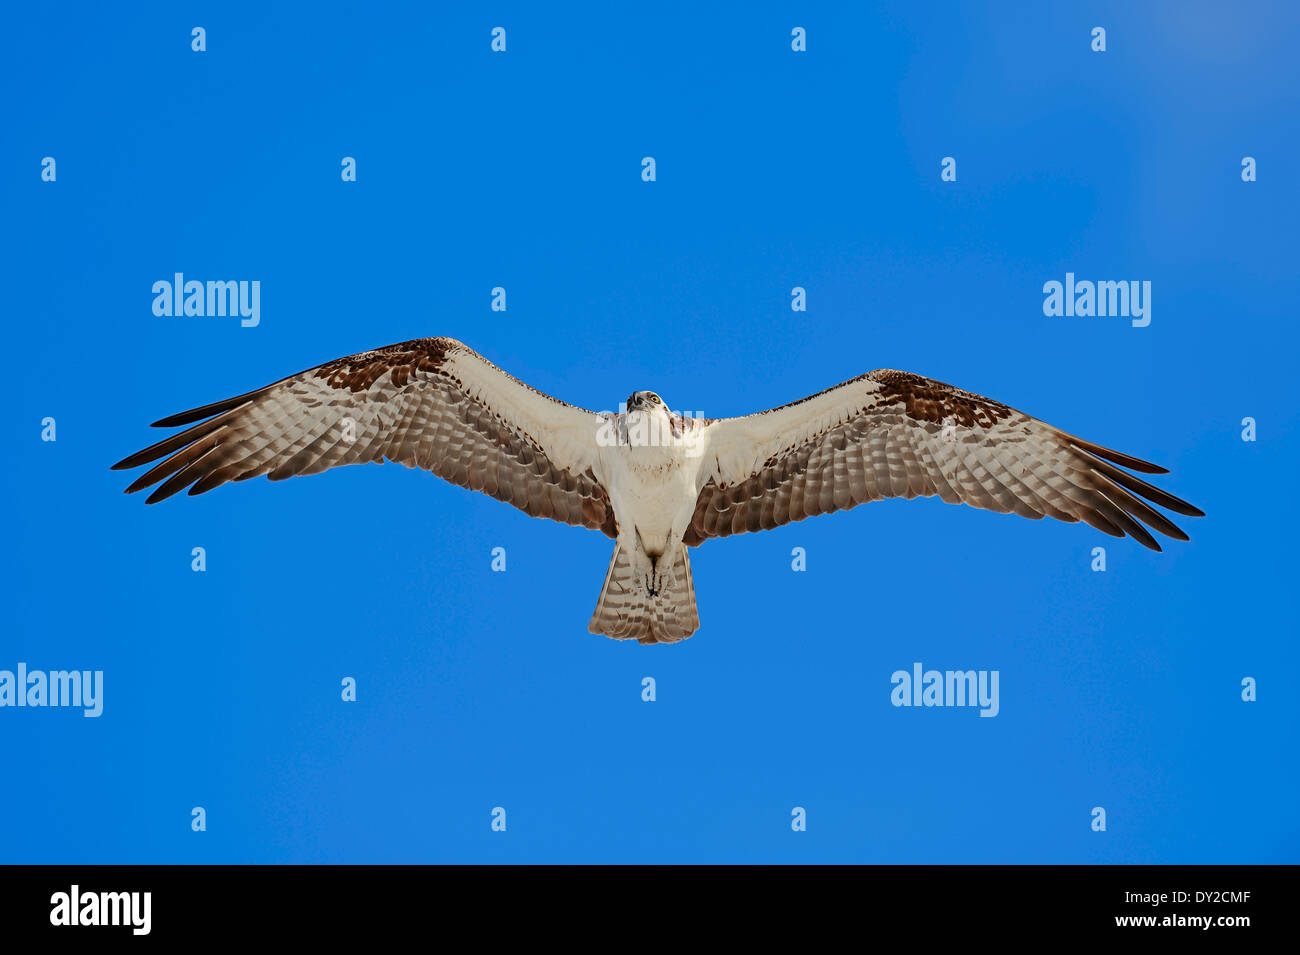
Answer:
xmin=689 ymin=370 xmax=1202 ymax=550
xmin=112 ymin=337 xmax=618 ymax=537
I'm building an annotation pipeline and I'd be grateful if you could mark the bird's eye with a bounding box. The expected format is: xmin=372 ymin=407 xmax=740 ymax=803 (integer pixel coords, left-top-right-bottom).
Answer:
xmin=650 ymin=395 xmax=660 ymax=404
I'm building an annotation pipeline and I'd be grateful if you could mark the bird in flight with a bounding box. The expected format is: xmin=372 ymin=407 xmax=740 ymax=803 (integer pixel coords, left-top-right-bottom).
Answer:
xmin=113 ymin=337 xmax=1202 ymax=644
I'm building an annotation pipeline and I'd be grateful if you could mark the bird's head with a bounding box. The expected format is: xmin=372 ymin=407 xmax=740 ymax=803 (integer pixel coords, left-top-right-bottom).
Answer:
xmin=626 ymin=391 xmax=670 ymax=415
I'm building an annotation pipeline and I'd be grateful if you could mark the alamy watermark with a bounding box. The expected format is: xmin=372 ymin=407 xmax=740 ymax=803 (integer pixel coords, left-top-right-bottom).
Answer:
xmin=594 ymin=404 xmax=707 ymax=456
xmin=152 ymin=273 xmax=260 ymax=327
xmin=891 ymin=662 xmax=999 ymax=717
xmin=0 ymin=663 xmax=103 ymax=717
xmin=1043 ymin=272 xmax=1151 ymax=327
xmin=50 ymin=885 xmax=150 ymax=935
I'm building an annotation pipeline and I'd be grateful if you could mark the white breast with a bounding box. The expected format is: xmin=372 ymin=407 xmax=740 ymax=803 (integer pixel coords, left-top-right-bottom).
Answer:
xmin=597 ymin=421 xmax=706 ymax=555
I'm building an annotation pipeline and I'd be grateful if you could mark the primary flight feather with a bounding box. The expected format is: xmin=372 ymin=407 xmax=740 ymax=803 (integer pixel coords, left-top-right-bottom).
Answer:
xmin=113 ymin=337 xmax=1203 ymax=643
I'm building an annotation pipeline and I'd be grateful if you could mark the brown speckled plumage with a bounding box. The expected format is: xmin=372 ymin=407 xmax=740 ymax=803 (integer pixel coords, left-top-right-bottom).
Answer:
xmin=112 ymin=337 xmax=618 ymax=537
xmin=114 ymin=339 xmax=1203 ymax=643
xmin=685 ymin=369 xmax=1202 ymax=550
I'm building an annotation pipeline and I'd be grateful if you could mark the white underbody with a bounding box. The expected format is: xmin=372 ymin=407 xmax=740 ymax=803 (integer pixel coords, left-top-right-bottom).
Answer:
xmin=593 ymin=407 xmax=708 ymax=584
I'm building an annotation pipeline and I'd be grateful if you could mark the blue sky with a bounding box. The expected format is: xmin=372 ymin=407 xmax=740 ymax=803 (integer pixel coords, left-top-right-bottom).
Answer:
xmin=2 ymin=1 xmax=1296 ymax=863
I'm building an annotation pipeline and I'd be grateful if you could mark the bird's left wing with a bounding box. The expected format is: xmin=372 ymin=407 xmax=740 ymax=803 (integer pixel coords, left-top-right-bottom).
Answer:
xmin=112 ymin=337 xmax=618 ymax=536
xmin=689 ymin=369 xmax=1202 ymax=550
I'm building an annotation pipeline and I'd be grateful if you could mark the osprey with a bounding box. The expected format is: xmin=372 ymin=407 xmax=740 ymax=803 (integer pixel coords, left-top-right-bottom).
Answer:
xmin=113 ymin=337 xmax=1202 ymax=644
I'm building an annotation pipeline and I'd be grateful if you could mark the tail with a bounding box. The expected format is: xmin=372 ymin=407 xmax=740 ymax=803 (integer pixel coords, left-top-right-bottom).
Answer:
xmin=588 ymin=542 xmax=700 ymax=645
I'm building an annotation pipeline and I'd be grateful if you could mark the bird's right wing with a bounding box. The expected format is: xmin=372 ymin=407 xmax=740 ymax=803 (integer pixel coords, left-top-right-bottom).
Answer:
xmin=112 ymin=337 xmax=619 ymax=537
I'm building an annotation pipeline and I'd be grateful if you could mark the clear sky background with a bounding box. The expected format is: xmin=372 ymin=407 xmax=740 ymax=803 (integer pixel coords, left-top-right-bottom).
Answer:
xmin=2 ymin=1 xmax=1296 ymax=863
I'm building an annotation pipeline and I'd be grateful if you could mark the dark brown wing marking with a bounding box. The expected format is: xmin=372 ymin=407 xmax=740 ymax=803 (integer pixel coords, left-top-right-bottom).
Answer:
xmin=112 ymin=337 xmax=618 ymax=537
xmin=686 ymin=370 xmax=1202 ymax=550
